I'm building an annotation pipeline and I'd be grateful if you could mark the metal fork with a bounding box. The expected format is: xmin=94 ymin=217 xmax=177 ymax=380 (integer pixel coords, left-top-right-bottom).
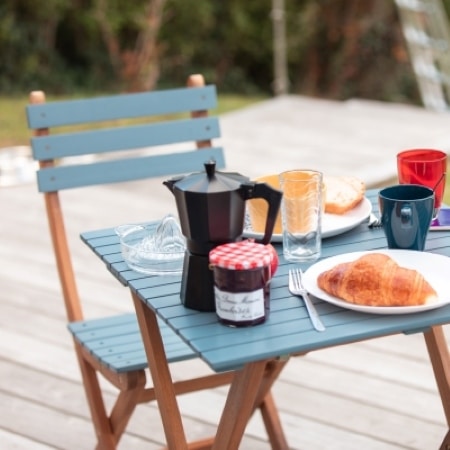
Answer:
xmin=288 ymin=268 xmax=326 ymax=332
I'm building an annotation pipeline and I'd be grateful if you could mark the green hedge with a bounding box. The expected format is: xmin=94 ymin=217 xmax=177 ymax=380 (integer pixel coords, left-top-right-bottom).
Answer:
xmin=1 ymin=0 xmax=441 ymax=104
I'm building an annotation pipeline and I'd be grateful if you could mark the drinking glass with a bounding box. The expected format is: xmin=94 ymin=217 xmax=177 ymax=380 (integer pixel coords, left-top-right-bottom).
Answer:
xmin=279 ymin=170 xmax=323 ymax=262
xmin=397 ymin=149 xmax=447 ymax=219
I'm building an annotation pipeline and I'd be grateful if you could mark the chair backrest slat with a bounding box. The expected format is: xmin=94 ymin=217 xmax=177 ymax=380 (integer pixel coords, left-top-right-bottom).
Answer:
xmin=31 ymin=117 xmax=220 ymax=160
xmin=36 ymin=146 xmax=225 ymax=192
xmin=26 ymin=85 xmax=217 ymax=128
xmin=27 ymin=80 xmax=225 ymax=194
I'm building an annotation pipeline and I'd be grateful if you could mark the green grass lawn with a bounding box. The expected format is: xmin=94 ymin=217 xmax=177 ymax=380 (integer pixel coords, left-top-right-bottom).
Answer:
xmin=0 ymin=96 xmax=30 ymax=147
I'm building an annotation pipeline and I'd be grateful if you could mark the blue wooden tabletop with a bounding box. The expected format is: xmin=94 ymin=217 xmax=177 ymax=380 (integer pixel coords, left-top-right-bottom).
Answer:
xmin=80 ymin=189 xmax=450 ymax=372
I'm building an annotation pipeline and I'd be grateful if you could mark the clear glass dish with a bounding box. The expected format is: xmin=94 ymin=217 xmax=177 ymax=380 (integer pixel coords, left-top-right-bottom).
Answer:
xmin=115 ymin=215 xmax=185 ymax=275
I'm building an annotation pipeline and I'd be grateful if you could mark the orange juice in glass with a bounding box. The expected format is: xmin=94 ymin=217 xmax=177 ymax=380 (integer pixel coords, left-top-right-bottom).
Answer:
xmin=247 ymin=174 xmax=283 ymax=235
xmin=248 ymin=173 xmax=326 ymax=236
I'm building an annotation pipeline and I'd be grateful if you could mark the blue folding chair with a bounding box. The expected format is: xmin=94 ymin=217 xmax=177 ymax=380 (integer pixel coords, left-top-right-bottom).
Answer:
xmin=26 ymin=74 xmax=286 ymax=449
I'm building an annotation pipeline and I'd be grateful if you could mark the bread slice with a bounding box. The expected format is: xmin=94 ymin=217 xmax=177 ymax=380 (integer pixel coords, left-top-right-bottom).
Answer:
xmin=324 ymin=176 xmax=365 ymax=214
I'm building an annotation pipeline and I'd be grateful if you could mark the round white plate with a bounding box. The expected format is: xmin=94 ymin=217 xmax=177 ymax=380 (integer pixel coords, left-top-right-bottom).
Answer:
xmin=244 ymin=197 xmax=372 ymax=242
xmin=302 ymin=249 xmax=450 ymax=314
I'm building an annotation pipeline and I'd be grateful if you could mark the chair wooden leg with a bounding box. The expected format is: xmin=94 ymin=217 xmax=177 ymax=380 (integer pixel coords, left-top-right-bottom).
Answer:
xmin=424 ymin=326 xmax=450 ymax=450
xmin=75 ymin=340 xmax=146 ymax=449
xmin=75 ymin=344 xmax=117 ymax=449
xmin=109 ymin=378 xmax=147 ymax=443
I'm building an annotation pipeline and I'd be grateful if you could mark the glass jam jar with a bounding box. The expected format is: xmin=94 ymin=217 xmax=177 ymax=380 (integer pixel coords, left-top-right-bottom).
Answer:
xmin=209 ymin=240 xmax=272 ymax=327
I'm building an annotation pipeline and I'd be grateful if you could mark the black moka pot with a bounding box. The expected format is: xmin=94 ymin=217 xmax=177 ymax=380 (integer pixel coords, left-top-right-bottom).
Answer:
xmin=163 ymin=161 xmax=282 ymax=311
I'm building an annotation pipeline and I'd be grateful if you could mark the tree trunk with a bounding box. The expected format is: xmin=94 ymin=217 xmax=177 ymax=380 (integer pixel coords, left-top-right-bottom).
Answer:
xmin=94 ymin=0 xmax=166 ymax=92
xmin=297 ymin=0 xmax=409 ymax=101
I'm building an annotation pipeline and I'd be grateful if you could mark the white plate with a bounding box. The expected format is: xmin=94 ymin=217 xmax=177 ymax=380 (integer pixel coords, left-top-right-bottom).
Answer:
xmin=302 ymin=249 xmax=450 ymax=314
xmin=244 ymin=197 xmax=372 ymax=242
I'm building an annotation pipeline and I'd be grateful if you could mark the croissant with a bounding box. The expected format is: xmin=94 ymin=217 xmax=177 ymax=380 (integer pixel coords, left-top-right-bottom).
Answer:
xmin=317 ymin=253 xmax=437 ymax=307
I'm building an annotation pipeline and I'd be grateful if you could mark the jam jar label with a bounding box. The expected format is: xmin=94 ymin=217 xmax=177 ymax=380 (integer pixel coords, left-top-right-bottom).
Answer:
xmin=214 ymin=287 xmax=265 ymax=322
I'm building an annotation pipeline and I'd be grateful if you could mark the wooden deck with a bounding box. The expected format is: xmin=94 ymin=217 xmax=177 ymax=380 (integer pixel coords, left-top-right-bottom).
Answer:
xmin=3 ymin=95 xmax=450 ymax=449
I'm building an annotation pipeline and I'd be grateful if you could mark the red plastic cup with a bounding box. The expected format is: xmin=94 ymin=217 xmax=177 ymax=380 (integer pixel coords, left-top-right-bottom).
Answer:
xmin=397 ymin=149 xmax=447 ymax=219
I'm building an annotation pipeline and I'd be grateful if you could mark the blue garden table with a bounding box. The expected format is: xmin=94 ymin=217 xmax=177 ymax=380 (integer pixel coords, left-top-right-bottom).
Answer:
xmin=80 ymin=189 xmax=450 ymax=449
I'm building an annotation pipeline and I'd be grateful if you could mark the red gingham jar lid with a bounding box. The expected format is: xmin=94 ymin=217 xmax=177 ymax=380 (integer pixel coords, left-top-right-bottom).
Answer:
xmin=209 ymin=240 xmax=271 ymax=270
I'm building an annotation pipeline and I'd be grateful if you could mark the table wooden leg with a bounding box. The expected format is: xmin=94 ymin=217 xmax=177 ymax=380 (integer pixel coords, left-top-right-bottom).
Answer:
xmin=212 ymin=360 xmax=268 ymax=450
xmin=440 ymin=430 xmax=450 ymax=450
xmin=132 ymin=292 xmax=188 ymax=450
xmin=254 ymin=360 xmax=289 ymax=450
xmin=424 ymin=326 xmax=450 ymax=449
xmin=259 ymin=394 xmax=289 ymax=449
xmin=212 ymin=358 xmax=288 ymax=450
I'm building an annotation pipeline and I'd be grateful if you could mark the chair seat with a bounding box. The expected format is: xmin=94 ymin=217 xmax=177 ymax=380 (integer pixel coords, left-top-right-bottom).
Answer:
xmin=68 ymin=313 xmax=196 ymax=373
